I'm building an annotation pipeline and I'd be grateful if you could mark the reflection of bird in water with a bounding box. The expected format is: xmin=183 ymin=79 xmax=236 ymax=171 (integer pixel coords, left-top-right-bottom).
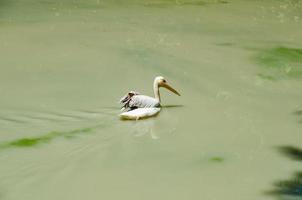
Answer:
xmin=119 ymin=76 xmax=180 ymax=120
xmin=132 ymin=119 xmax=159 ymax=139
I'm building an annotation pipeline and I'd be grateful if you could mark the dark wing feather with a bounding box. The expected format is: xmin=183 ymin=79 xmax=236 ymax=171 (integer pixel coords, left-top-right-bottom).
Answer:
xmin=119 ymin=91 xmax=140 ymax=111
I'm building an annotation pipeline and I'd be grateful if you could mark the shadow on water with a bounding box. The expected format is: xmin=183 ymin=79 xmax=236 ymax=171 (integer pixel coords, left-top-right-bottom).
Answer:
xmin=293 ymin=110 xmax=302 ymax=124
xmin=293 ymin=111 xmax=302 ymax=116
xmin=266 ymin=146 xmax=302 ymax=199
xmin=161 ymin=104 xmax=184 ymax=109
xmin=268 ymin=172 xmax=302 ymax=199
xmin=278 ymin=146 xmax=302 ymax=161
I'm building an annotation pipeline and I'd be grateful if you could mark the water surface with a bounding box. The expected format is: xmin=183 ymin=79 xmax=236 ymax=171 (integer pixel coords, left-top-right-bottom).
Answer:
xmin=0 ymin=0 xmax=302 ymax=200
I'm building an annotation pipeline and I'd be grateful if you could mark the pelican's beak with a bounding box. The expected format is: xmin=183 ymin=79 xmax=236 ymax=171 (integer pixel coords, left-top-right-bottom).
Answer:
xmin=163 ymin=83 xmax=181 ymax=96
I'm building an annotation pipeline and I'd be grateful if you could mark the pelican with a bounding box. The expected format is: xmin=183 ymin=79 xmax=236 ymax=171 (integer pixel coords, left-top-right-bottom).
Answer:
xmin=119 ymin=76 xmax=180 ymax=120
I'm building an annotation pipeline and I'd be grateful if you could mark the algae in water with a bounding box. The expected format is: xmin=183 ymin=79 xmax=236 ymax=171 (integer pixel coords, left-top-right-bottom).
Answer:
xmin=255 ymin=46 xmax=302 ymax=80
xmin=0 ymin=127 xmax=93 ymax=149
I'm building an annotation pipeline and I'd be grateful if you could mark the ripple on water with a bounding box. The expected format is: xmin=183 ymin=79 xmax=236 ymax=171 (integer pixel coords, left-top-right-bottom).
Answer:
xmin=0 ymin=108 xmax=116 ymax=150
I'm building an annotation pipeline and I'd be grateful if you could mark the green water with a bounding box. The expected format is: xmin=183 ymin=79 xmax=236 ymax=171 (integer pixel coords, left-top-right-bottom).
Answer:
xmin=0 ymin=0 xmax=302 ymax=199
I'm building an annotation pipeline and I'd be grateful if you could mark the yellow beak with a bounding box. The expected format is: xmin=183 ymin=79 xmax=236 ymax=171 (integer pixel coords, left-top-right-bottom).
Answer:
xmin=163 ymin=83 xmax=181 ymax=96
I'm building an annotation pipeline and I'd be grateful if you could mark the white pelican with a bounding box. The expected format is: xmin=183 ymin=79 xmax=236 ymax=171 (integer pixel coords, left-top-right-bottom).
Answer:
xmin=119 ymin=76 xmax=180 ymax=120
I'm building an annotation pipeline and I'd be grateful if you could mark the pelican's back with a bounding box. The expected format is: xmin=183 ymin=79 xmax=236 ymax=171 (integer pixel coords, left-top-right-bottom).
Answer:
xmin=120 ymin=94 xmax=160 ymax=111
xmin=130 ymin=95 xmax=160 ymax=108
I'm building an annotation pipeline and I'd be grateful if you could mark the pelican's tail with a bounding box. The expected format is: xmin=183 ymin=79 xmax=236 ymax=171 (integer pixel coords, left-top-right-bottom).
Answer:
xmin=119 ymin=108 xmax=161 ymax=120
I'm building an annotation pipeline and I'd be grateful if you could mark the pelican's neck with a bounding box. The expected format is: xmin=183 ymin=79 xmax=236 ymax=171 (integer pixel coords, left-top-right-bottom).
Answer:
xmin=153 ymin=80 xmax=160 ymax=102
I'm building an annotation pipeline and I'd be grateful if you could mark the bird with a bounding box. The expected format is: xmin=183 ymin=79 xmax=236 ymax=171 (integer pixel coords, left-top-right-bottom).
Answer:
xmin=119 ymin=76 xmax=180 ymax=120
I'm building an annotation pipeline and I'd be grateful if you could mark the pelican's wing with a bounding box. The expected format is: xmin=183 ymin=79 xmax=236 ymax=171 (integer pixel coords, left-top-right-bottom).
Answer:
xmin=119 ymin=91 xmax=140 ymax=111
xmin=120 ymin=94 xmax=160 ymax=111
xmin=127 ymin=95 xmax=160 ymax=109
xmin=119 ymin=91 xmax=140 ymax=104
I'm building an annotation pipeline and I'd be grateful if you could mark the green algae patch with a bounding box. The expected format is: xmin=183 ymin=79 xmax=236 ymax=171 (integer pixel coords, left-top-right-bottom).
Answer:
xmin=254 ymin=47 xmax=302 ymax=80
xmin=0 ymin=127 xmax=93 ymax=150
xmin=257 ymin=73 xmax=277 ymax=81
xmin=209 ymin=156 xmax=224 ymax=163
xmin=8 ymin=137 xmax=51 ymax=147
xmin=193 ymin=155 xmax=225 ymax=167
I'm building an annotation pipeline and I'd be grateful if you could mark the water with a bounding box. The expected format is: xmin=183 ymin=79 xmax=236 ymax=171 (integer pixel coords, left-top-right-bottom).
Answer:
xmin=0 ymin=0 xmax=302 ymax=199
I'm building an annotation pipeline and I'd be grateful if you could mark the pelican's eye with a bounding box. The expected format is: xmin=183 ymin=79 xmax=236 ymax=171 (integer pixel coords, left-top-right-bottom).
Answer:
xmin=162 ymin=79 xmax=166 ymax=83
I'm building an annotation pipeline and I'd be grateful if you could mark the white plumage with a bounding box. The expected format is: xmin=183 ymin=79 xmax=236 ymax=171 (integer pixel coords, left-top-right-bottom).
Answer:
xmin=119 ymin=108 xmax=161 ymax=120
xmin=119 ymin=76 xmax=180 ymax=120
xmin=124 ymin=95 xmax=160 ymax=109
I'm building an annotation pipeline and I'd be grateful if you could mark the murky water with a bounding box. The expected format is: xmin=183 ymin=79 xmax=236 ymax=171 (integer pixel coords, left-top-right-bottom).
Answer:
xmin=0 ymin=0 xmax=302 ymax=199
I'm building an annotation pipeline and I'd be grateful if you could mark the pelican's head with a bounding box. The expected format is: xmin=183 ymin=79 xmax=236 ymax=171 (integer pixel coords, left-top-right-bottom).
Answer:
xmin=154 ymin=76 xmax=181 ymax=96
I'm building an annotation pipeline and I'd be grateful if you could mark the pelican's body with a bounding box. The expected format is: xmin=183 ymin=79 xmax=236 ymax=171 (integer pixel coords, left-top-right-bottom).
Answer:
xmin=119 ymin=76 xmax=180 ymax=120
xmin=122 ymin=95 xmax=160 ymax=110
xmin=119 ymin=107 xmax=161 ymax=120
